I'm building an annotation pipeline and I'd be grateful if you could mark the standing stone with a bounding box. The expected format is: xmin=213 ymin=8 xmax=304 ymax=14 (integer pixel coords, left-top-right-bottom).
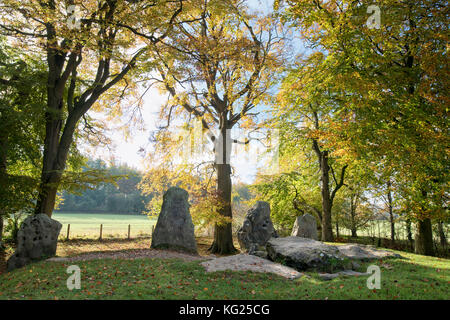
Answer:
xmin=7 ymin=214 xmax=62 ymax=271
xmin=291 ymin=214 xmax=318 ymax=240
xmin=237 ymin=201 xmax=278 ymax=254
xmin=151 ymin=187 xmax=197 ymax=253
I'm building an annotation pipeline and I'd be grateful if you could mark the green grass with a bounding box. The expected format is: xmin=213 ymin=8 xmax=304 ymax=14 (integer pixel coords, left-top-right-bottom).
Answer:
xmin=53 ymin=212 xmax=156 ymax=239
xmin=1 ymin=250 xmax=448 ymax=300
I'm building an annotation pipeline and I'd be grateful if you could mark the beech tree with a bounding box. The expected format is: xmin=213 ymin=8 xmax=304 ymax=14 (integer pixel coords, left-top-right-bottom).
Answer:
xmin=0 ymin=0 xmax=184 ymax=217
xmin=276 ymin=0 xmax=448 ymax=255
xmin=275 ymin=54 xmax=348 ymax=241
xmin=146 ymin=0 xmax=283 ymax=253
xmin=0 ymin=40 xmax=45 ymax=247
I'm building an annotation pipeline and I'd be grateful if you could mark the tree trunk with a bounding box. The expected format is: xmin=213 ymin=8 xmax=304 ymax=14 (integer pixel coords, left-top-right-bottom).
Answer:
xmin=209 ymin=125 xmax=236 ymax=254
xmin=34 ymin=104 xmax=78 ymax=216
xmin=0 ymin=132 xmax=7 ymax=247
xmin=415 ymin=218 xmax=434 ymax=256
xmin=335 ymin=220 xmax=339 ymax=238
xmin=437 ymin=221 xmax=447 ymax=248
xmin=320 ymin=151 xmax=334 ymax=242
xmin=389 ymin=214 xmax=395 ymax=243
xmin=350 ymin=195 xmax=357 ymax=238
xmin=387 ymin=181 xmax=395 ymax=243
xmin=406 ymin=219 xmax=413 ymax=242
xmin=0 ymin=216 xmax=4 ymax=249
xmin=336 ymin=220 xmax=339 ymax=238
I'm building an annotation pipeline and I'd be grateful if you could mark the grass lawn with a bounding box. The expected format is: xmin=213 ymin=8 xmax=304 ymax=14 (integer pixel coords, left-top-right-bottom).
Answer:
xmin=0 ymin=245 xmax=448 ymax=300
xmin=53 ymin=212 xmax=156 ymax=239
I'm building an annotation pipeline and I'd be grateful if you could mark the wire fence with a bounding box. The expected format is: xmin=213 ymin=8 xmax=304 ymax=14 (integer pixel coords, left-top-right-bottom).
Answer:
xmin=338 ymin=220 xmax=449 ymax=244
xmin=58 ymin=223 xmax=155 ymax=240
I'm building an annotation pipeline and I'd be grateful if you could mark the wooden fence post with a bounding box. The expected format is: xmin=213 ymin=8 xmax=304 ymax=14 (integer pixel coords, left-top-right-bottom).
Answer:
xmin=128 ymin=224 xmax=131 ymax=239
xmin=66 ymin=224 xmax=70 ymax=240
xmin=99 ymin=224 xmax=103 ymax=240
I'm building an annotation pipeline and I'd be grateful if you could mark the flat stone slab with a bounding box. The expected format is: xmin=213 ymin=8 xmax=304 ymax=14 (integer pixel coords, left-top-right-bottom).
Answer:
xmin=201 ymin=254 xmax=304 ymax=280
xmin=266 ymin=237 xmax=403 ymax=273
xmin=318 ymin=270 xmax=370 ymax=281
xmin=266 ymin=237 xmax=351 ymax=272
xmin=337 ymin=244 xmax=402 ymax=261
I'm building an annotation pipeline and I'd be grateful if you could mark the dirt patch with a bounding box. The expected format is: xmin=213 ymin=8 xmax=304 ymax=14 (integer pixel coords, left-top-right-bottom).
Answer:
xmin=0 ymin=236 xmax=241 ymax=273
xmin=47 ymin=248 xmax=211 ymax=263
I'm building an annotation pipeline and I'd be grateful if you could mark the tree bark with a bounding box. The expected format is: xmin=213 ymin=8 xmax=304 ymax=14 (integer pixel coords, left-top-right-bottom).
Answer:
xmin=350 ymin=193 xmax=357 ymax=237
xmin=0 ymin=215 xmax=4 ymax=249
xmin=0 ymin=131 xmax=7 ymax=247
xmin=406 ymin=219 xmax=413 ymax=242
xmin=437 ymin=221 xmax=447 ymax=248
xmin=34 ymin=109 xmax=76 ymax=216
xmin=415 ymin=218 xmax=434 ymax=256
xmin=405 ymin=218 xmax=414 ymax=249
xmin=335 ymin=220 xmax=339 ymax=238
xmin=316 ymin=149 xmax=333 ymax=241
xmin=387 ymin=180 xmax=395 ymax=243
xmin=209 ymin=125 xmax=237 ymax=254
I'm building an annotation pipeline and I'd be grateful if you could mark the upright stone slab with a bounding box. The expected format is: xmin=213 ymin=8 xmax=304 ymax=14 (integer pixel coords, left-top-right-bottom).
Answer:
xmin=7 ymin=214 xmax=62 ymax=271
xmin=291 ymin=213 xmax=318 ymax=240
xmin=151 ymin=187 xmax=197 ymax=253
xmin=237 ymin=201 xmax=278 ymax=254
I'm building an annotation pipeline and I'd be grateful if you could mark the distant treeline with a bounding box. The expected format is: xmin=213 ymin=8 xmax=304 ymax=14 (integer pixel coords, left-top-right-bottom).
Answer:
xmin=57 ymin=159 xmax=151 ymax=215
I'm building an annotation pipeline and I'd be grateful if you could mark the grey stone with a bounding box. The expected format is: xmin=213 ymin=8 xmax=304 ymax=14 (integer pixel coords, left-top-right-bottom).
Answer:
xmin=151 ymin=187 xmax=197 ymax=253
xmin=237 ymin=201 xmax=278 ymax=254
xmin=201 ymin=254 xmax=304 ymax=280
xmin=351 ymin=261 xmax=361 ymax=270
xmin=337 ymin=244 xmax=402 ymax=261
xmin=266 ymin=237 xmax=403 ymax=274
xmin=266 ymin=237 xmax=352 ymax=272
xmin=7 ymin=214 xmax=62 ymax=271
xmin=291 ymin=214 xmax=318 ymax=240
xmin=319 ymin=270 xmax=369 ymax=281
xmin=318 ymin=273 xmax=340 ymax=281
xmin=253 ymin=250 xmax=268 ymax=259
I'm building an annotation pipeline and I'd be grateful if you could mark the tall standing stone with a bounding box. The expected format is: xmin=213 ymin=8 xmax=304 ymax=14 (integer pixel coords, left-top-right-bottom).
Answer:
xmin=291 ymin=213 xmax=318 ymax=240
xmin=237 ymin=201 xmax=278 ymax=254
xmin=7 ymin=214 xmax=62 ymax=271
xmin=151 ymin=187 xmax=197 ymax=253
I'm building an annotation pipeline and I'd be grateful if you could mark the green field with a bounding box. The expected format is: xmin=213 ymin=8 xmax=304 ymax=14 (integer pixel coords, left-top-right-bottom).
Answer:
xmin=53 ymin=212 xmax=157 ymax=239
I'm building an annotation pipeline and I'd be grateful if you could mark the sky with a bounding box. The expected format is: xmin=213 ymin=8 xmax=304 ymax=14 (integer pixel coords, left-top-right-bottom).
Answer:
xmin=83 ymin=0 xmax=303 ymax=184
